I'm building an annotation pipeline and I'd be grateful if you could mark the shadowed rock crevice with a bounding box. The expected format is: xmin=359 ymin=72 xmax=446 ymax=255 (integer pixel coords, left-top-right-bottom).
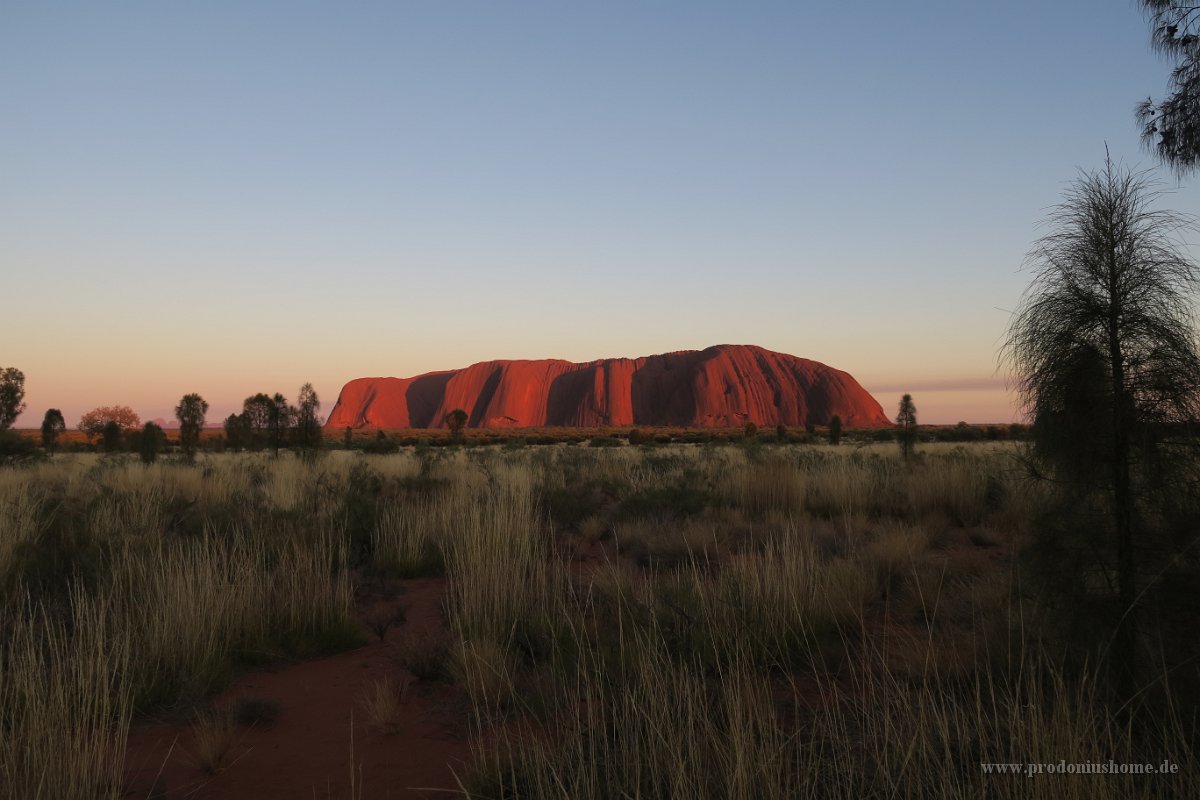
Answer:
xmin=406 ymin=373 xmax=454 ymax=428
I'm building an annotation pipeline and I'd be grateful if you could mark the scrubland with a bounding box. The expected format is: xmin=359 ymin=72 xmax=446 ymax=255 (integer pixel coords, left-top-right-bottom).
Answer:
xmin=0 ymin=441 xmax=1194 ymax=798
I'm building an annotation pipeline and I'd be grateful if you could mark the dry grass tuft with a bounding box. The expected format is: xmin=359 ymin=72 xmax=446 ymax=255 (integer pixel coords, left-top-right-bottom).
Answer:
xmin=390 ymin=626 xmax=452 ymax=681
xmin=187 ymin=705 xmax=237 ymax=775
xmin=5 ymin=442 xmax=1195 ymax=800
xmin=359 ymin=676 xmax=409 ymax=735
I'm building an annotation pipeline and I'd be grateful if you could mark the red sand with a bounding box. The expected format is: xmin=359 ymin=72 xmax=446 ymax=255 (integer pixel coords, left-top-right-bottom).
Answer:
xmin=124 ymin=578 xmax=471 ymax=800
xmin=325 ymin=344 xmax=890 ymax=430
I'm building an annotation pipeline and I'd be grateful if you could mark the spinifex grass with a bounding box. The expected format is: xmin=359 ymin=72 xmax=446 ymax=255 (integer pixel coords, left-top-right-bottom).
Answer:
xmin=0 ymin=443 xmax=1193 ymax=799
xmin=0 ymin=454 xmax=362 ymax=799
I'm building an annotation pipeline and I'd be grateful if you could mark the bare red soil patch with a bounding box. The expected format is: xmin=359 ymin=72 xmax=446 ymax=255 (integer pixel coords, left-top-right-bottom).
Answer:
xmin=124 ymin=578 xmax=471 ymax=800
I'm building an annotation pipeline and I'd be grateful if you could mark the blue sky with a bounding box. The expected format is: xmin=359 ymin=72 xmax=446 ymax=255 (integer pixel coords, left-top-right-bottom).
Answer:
xmin=3 ymin=1 xmax=1196 ymax=424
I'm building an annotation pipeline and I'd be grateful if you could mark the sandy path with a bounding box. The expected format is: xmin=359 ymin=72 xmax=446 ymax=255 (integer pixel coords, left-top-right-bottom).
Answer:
xmin=124 ymin=578 xmax=472 ymax=800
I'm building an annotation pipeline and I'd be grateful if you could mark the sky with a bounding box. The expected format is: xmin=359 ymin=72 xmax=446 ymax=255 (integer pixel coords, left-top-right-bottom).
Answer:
xmin=3 ymin=1 xmax=1199 ymax=426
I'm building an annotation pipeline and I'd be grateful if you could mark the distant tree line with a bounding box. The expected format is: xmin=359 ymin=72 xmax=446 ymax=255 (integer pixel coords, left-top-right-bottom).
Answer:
xmin=223 ymin=383 xmax=322 ymax=454
xmin=0 ymin=378 xmax=325 ymax=460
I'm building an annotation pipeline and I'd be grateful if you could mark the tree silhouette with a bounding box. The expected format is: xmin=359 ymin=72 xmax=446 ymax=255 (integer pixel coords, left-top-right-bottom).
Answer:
xmin=0 ymin=367 xmax=26 ymax=430
xmin=224 ymin=413 xmax=250 ymax=451
xmin=444 ymin=408 xmax=468 ymax=442
xmin=101 ymin=420 xmax=123 ymax=452
xmin=1004 ymin=159 xmax=1200 ymax=697
xmin=241 ymin=394 xmax=274 ymax=450
xmin=268 ymin=392 xmax=296 ymax=455
xmin=40 ymin=408 xmax=65 ymax=453
xmin=139 ymin=422 xmax=166 ymax=464
xmin=828 ymin=415 xmax=843 ymax=445
xmin=295 ymin=383 xmax=323 ymax=453
xmin=175 ymin=393 xmax=209 ymax=460
xmin=896 ymin=395 xmax=917 ymax=461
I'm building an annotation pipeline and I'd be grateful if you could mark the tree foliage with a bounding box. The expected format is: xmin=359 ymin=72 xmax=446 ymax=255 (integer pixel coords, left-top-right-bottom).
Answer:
xmin=1004 ymin=159 xmax=1200 ymax=696
xmin=234 ymin=394 xmax=275 ymax=451
xmin=0 ymin=367 xmax=26 ymax=431
xmin=295 ymin=383 xmax=323 ymax=452
xmin=1137 ymin=2 xmax=1200 ymax=173
xmin=242 ymin=394 xmax=272 ymax=435
xmin=226 ymin=387 xmax=316 ymax=453
xmin=139 ymin=422 xmax=166 ymax=464
xmin=40 ymin=409 xmax=65 ymax=453
xmin=444 ymin=408 xmax=468 ymax=442
xmin=175 ymin=393 xmax=209 ymax=459
xmin=79 ymin=405 xmax=141 ymax=439
xmin=224 ymin=413 xmax=250 ymax=451
xmin=828 ymin=415 xmax=843 ymax=445
xmin=268 ymin=393 xmax=296 ymax=455
xmin=101 ymin=421 xmax=123 ymax=452
xmin=896 ymin=395 xmax=917 ymax=461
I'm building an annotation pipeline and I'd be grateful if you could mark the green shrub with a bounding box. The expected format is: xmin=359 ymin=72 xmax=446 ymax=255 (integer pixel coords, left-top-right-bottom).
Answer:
xmin=617 ymin=486 xmax=711 ymax=522
xmin=3 ymin=504 xmax=109 ymax=605
xmin=138 ymin=422 xmax=166 ymax=464
xmin=628 ymin=429 xmax=652 ymax=445
xmin=101 ymin=421 xmax=123 ymax=452
xmin=363 ymin=431 xmax=398 ymax=454
xmin=343 ymin=461 xmax=384 ymax=565
xmin=541 ymin=482 xmax=611 ymax=531
xmin=0 ymin=431 xmax=40 ymax=463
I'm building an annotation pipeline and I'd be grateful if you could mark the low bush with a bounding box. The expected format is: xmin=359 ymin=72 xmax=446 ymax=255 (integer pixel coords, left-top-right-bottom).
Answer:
xmin=616 ymin=485 xmax=712 ymax=522
xmin=0 ymin=431 xmax=40 ymax=463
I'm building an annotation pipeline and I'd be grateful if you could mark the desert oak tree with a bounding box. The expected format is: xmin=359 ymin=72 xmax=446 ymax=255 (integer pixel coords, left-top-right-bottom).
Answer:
xmin=896 ymin=395 xmax=917 ymax=461
xmin=175 ymin=393 xmax=209 ymax=459
xmin=295 ymin=383 xmax=322 ymax=452
xmin=1004 ymin=159 xmax=1200 ymax=695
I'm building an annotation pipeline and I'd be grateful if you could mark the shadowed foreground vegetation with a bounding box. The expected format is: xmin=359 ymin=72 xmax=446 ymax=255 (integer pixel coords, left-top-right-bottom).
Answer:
xmin=0 ymin=442 xmax=1195 ymax=798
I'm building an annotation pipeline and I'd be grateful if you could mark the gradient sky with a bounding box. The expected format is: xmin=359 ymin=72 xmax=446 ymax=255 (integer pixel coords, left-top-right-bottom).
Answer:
xmin=4 ymin=1 xmax=1200 ymax=426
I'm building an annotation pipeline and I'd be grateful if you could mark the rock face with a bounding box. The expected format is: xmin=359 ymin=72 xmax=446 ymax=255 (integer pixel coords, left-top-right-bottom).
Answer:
xmin=325 ymin=344 xmax=890 ymax=429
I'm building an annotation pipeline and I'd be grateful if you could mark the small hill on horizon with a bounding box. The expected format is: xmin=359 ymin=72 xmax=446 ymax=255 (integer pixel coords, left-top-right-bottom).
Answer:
xmin=325 ymin=344 xmax=890 ymax=430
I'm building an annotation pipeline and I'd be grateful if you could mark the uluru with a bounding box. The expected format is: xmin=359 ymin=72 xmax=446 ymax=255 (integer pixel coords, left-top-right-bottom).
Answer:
xmin=325 ymin=345 xmax=890 ymax=430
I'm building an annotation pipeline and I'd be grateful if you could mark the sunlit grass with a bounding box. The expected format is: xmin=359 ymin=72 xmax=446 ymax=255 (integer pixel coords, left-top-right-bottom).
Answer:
xmin=0 ymin=441 xmax=1193 ymax=799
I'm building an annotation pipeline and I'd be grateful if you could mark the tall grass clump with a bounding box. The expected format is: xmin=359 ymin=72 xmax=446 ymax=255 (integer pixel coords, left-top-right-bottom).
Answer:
xmin=442 ymin=465 xmax=562 ymax=653
xmin=372 ymin=501 xmax=447 ymax=577
xmin=0 ymin=593 xmax=133 ymax=800
xmin=450 ymin=441 xmax=1194 ymax=799
xmin=720 ymin=455 xmax=806 ymax=519
xmin=4 ymin=439 xmax=1189 ymax=800
xmin=467 ymin=586 xmax=1197 ymax=800
xmin=0 ymin=453 xmax=364 ymax=797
